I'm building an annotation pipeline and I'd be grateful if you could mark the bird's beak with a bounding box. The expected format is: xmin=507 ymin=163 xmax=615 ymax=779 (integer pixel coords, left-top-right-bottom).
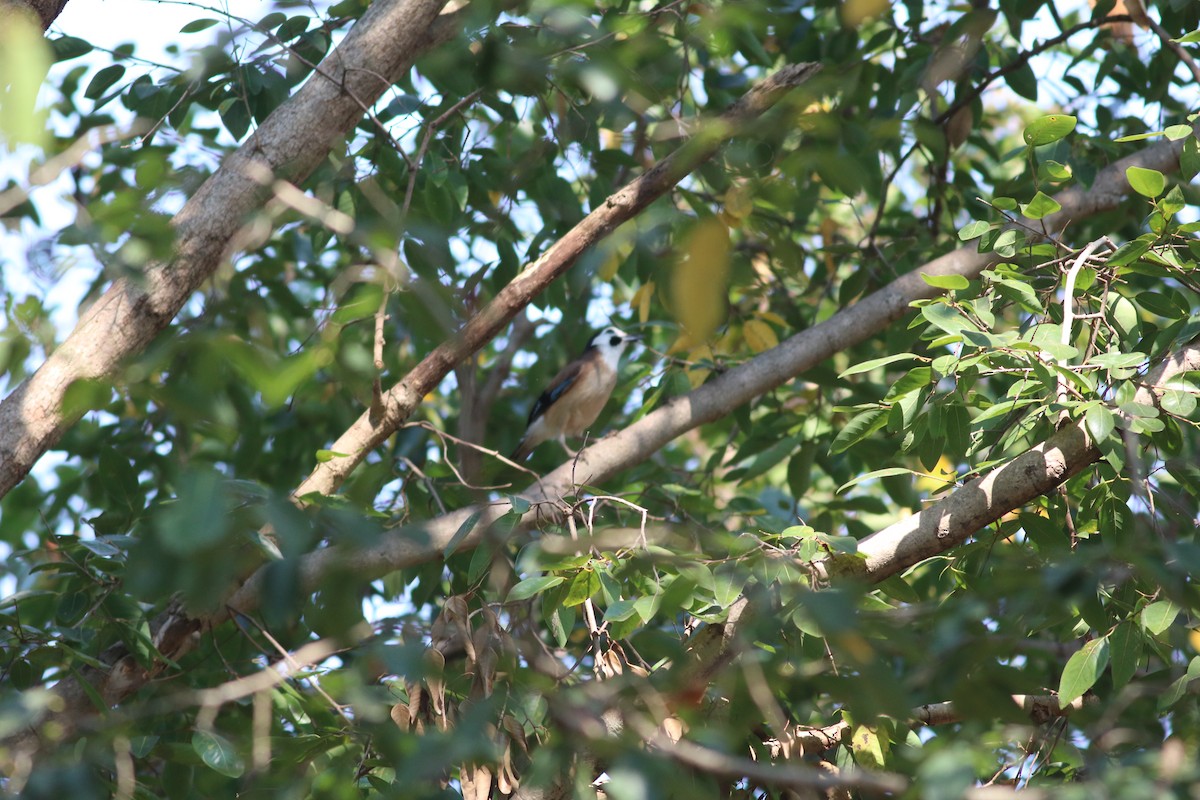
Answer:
xmin=627 ymin=334 xmax=642 ymax=342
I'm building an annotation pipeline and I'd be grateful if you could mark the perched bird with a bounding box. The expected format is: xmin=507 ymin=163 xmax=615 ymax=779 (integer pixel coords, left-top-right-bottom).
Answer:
xmin=512 ymin=326 xmax=640 ymax=461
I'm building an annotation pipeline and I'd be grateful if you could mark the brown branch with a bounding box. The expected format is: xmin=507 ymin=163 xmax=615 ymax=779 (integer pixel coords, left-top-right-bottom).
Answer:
xmin=0 ymin=0 xmax=67 ymax=29
xmin=290 ymin=61 xmax=824 ymax=502
xmin=1139 ymin=7 xmax=1200 ymax=86
xmin=819 ymin=339 xmax=1200 ymax=584
xmin=0 ymin=0 xmax=473 ymax=499
xmin=933 ymin=14 xmax=1134 ymax=127
xmin=625 ymin=714 xmax=908 ymax=795
xmin=219 ymin=130 xmax=1187 ymax=617
xmin=766 ymin=693 xmax=1092 ymax=765
xmin=6 ymin=60 xmax=1191 ymax=768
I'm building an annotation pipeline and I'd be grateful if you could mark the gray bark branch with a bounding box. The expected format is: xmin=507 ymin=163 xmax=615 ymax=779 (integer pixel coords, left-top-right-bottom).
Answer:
xmin=0 ymin=0 xmax=466 ymax=498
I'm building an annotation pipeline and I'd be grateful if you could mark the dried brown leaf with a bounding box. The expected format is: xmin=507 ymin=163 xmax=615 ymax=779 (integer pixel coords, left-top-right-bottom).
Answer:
xmin=662 ymin=716 xmax=687 ymax=743
xmin=390 ymin=702 xmax=411 ymax=731
xmin=459 ymin=764 xmax=492 ymax=800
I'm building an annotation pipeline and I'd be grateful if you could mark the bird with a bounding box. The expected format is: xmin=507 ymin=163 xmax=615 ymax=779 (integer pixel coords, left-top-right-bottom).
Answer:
xmin=512 ymin=326 xmax=640 ymax=462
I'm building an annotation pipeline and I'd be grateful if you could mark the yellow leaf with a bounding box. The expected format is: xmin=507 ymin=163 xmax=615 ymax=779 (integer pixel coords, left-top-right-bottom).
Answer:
xmin=686 ymin=344 xmax=714 ymax=388
xmin=820 ymin=216 xmax=838 ymax=274
xmin=1190 ymin=628 xmax=1200 ymax=653
xmin=598 ymin=251 xmax=622 ymax=282
xmin=631 ymin=281 xmax=656 ymax=323
xmin=665 ymin=333 xmax=690 ymax=356
xmin=715 ymin=328 xmax=740 ymax=355
xmin=915 ymin=456 xmax=956 ymax=492
xmin=840 ymin=0 xmax=889 ymax=28
xmin=0 ymin=15 xmax=51 ymax=150
xmin=598 ymin=224 xmax=637 ymax=281
xmin=758 ymin=310 xmax=786 ymax=327
xmin=722 ymin=183 xmax=753 ymax=221
xmin=849 ymin=723 xmax=890 ymax=770
xmin=743 ymin=318 xmax=779 ymax=353
xmin=671 ymin=218 xmax=730 ymax=343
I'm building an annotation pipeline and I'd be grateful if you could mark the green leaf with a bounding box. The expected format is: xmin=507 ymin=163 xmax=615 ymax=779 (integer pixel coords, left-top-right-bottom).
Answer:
xmin=1005 ymin=61 xmax=1037 ymax=101
xmin=1109 ymin=622 xmax=1140 ymax=689
xmin=1176 ymin=28 xmax=1200 ymax=44
xmin=958 ymin=220 xmax=990 ymax=241
xmin=192 ymin=731 xmax=245 ymax=778
xmin=1108 ymin=239 xmax=1151 ymax=268
xmin=884 ymin=367 xmax=932 ymax=401
xmin=1038 ymin=160 xmax=1072 ymax=181
xmin=1021 ymin=191 xmax=1061 ymax=220
xmin=1141 ymin=600 xmax=1180 ymax=635
xmin=181 ymin=18 xmax=221 ymax=33
xmin=830 ymin=407 xmax=888 ymax=454
xmin=1165 ymin=124 xmax=1193 ymax=141
xmin=1160 ymin=389 xmax=1197 ymax=417
xmin=1183 ymin=137 xmax=1200 ymax=180
xmin=0 ymin=20 xmax=52 ymax=149
xmin=1085 ymin=406 xmax=1115 ymax=443
xmin=314 ymin=450 xmax=349 ymax=462
xmin=838 ymin=467 xmax=914 ymax=494
xmin=443 ymin=510 xmax=482 ymax=558
xmin=1058 ymin=637 xmax=1109 ymax=705
xmin=51 ymin=36 xmax=93 ymax=62
xmin=604 ymin=597 xmax=639 ymax=622
xmin=84 ymin=64 xmax=126 ymax=100
xmin=921 ymin=273 xmax=970 ymax=290
xmin=507 ymin=575 xmax=565 ymax=602
xmin=1126 ymin=166 xmax=1165 ymax=198
xmin=839 ymin=353 xmax=919 ymax=378
xmin=1023 ymin=114 xmax=1077 ymax=146
xmin=1161 ymin=185 xmax=1185 ymax=216
xmin=970 ymin=398 xmax=1039 ymax=424
xmin=921 ymin=303 xmax=971 ymax=336
xmin=1113 ymin=131 xmax=1163 ymax=143
xmin=849 ymin=724 xmax=890 ymax=770
xmin=564 ymin=569 xmax=600 ymax=607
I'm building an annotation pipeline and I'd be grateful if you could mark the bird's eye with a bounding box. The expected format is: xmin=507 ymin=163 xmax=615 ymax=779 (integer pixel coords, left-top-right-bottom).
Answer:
xmin=609 ymin=336 xmax=620 ymax=346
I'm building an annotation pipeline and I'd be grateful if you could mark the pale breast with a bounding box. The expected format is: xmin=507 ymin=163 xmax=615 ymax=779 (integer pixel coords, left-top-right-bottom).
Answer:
xmin=543 ymin=363 xmax=617 ymax=437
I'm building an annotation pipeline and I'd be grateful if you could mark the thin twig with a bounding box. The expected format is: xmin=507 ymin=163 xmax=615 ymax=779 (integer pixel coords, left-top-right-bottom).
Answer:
xmin=1140 ymin=9 xmax=1200 ymax=85
xmin=400 ymin=89 xmax=484 ymax=219
xmin=933 ymin=15 xmax=1134 ymax=127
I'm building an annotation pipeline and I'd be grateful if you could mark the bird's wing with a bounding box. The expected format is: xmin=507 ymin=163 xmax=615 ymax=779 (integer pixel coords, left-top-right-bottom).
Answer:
xmin=527 ymin=359 xmax=585 ymax=426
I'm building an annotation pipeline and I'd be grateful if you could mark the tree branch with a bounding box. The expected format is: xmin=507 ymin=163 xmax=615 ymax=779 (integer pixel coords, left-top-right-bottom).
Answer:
xmin=776 ymin=693 xmax=1095 ymax=755
xmin=933 ymin=14 xmax=1134 ymax=127
xmin=4 ymin=64 xmax=1188 ymax=769
xmin=820 ymin=339 xmax=1200 ymax=584
xmin=290 ymin=61 xmax=824 ymax=501
xmin=230 ymin=131 xmax=1185 ymax=612
xmin=0 ymin=0 xmax=470 ymax=499
xmin=0 ymin=0 xmax=68 ymax=29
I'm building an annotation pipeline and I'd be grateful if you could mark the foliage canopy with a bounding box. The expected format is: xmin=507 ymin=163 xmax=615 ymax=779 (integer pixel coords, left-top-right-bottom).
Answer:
xmin=3 ymin=0 xmax=1200 ymax=797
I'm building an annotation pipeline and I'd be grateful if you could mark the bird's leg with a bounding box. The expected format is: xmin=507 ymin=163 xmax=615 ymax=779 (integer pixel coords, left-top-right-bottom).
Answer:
xmin=558 ymin=434 xmax=579 ymax=457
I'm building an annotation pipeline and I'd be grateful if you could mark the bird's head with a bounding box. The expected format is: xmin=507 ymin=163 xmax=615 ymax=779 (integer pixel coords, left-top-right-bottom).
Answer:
xmin=587 ymin=326 xmax=640 ymax=367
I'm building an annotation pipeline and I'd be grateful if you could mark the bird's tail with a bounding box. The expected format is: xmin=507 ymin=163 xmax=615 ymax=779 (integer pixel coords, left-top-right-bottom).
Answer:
xmin=511 ymin=439 xmax=532 ymax=463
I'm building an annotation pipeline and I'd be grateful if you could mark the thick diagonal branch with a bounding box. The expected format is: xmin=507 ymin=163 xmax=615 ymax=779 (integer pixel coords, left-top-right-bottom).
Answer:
xmin=820 ymin=340 xmax=1200 ymax=584
xmin=0 ymin=60 xmax=823 ymax=765
xmin=291 ymin=61 xmax=824 ymax=500
xmin=0 ymin=0 xmax=464 ymax=499
xmin=230 ymin=132 xmax=1186 ymax=610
